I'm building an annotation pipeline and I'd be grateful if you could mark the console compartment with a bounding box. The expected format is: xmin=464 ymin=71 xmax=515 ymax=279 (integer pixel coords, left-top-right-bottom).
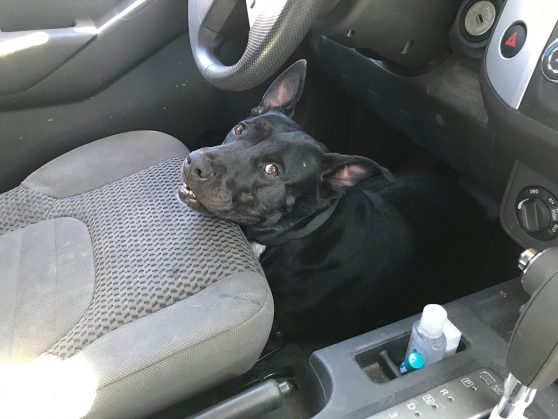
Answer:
xmin=354 ymin=333 xmax=468 ymax=384
xmin=299 ymin=279 xmax=556 ymax=418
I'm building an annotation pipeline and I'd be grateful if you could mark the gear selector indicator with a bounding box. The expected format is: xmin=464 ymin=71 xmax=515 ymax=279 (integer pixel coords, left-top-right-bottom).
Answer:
xmin=366 ymin=369 xmax=514 ymax=419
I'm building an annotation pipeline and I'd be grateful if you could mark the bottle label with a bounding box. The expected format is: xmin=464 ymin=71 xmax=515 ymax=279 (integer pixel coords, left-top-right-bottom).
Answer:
xmin=407 ymin=329 xmax=445 ymax=366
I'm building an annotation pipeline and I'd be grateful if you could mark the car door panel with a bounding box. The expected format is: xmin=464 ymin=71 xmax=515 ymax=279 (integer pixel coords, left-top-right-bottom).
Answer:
xmin=0 ymin=0 xmax=261 ymax=193
xmin=0 ymin=0 xmax=122 ymax=32
xmin=0 ymin=28 xmax=95 ymax=95
xmin=0 ymin=34 xmax=228 ymax=192
xmin=0 ymin=0 xmax=188 ymax=109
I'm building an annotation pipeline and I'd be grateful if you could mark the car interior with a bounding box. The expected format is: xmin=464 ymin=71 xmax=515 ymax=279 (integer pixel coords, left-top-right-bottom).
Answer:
xmin=1 ymin=0 xmax=558 ymax=418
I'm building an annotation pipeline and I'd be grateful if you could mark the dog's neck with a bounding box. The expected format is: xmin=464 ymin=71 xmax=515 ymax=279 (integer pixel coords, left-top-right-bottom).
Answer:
xmin=246 ymin=199 xmax=340 ymax=246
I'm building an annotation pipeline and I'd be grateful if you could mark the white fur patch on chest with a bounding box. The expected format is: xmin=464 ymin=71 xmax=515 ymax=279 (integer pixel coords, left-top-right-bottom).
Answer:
xmin=249 ymin=241 xmax=267 ymax=259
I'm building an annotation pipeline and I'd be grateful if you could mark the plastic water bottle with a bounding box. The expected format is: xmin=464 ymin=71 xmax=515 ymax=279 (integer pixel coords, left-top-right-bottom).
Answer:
xmin=405 ymin=304 xmax=448 ymax=366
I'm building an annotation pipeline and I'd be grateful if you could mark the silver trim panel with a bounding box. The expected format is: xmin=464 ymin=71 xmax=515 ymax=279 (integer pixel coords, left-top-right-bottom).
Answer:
xmin=485 ymin=0 xmax=558 ymax=109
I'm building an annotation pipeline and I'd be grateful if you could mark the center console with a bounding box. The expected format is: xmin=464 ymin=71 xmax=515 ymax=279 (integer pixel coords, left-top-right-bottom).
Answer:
xmin=303 ymin=2 xmax=558 ymax=415
xmin=301 ymin=278 xmax=558 ymax=418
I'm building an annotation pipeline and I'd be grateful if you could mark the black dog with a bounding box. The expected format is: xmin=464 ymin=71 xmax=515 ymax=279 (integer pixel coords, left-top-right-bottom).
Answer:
xmin=180 ymin=60 xmax=479 ymax=340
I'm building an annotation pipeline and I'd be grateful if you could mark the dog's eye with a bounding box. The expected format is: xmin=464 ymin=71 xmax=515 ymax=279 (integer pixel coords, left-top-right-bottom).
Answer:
xmin=233 ymin=123 xmax=246 ymax=136
xmin=264 ymin=163 xmax=279 ymax=177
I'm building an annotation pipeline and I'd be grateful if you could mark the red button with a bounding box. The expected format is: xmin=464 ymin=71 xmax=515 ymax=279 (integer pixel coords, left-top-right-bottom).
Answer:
xmin=501 ymin=23 xmax=526 ymax=58
xmin=505 ymin=32 xmax=517 ymax=48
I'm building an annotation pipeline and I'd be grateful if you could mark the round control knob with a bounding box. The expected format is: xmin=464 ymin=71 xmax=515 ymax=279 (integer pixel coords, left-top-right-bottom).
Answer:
xmin=542 ymin=40 xmax=558 ymax=83
xmin=516 ymin=186 xmax=558 ymax=241
xmin=517 ymin=197 xmax=551 ymax=233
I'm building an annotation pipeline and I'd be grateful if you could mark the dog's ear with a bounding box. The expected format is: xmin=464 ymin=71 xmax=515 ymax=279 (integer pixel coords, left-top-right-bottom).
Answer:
xmin=251 ymin=59 xmax=307 ymax=117
xmin=321 ymin=153 xmax=394 ymax=190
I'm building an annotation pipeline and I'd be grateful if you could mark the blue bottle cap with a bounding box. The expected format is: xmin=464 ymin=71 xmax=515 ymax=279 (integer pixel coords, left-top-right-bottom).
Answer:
xmin=407 ymin=352 xmax=425 ymax=369
xmin=399 ymin=351 xmax=425 ymax=374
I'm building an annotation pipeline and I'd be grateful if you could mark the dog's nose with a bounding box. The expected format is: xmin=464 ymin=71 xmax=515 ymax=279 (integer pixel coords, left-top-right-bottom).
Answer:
xmin=184 ymin=150 xmax=214 ymax=181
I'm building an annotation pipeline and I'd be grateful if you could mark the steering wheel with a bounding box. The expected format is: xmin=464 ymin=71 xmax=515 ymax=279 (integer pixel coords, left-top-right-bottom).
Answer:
xmin=188 ymin=0 xmax=331 ymax=91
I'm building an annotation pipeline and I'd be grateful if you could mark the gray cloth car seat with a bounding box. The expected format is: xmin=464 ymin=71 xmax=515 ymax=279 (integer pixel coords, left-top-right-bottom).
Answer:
xmin=0 ymin=131 xmax=273 ymax=419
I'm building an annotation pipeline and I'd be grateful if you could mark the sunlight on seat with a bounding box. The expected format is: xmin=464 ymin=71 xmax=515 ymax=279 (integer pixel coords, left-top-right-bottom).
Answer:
xmin=0 ymin=32 xmax=49 ymax=58
xmin=0 ymin=355 xmax=98 ymax=419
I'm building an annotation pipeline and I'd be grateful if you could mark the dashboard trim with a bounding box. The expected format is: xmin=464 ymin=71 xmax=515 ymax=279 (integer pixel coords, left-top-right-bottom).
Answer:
xmin=485 ymin=0 xmax=558 ymax=109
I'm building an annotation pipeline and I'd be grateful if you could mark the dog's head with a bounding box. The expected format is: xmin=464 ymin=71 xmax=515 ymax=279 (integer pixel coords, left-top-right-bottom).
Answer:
xmin=179 ymin=59 xmax=392 ymax=231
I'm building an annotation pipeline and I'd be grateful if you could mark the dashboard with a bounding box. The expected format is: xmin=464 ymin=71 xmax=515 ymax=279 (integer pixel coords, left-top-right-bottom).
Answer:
xmin=485 ymin=0 xmax=558 ymax=110
xmin=311 ymin=0 xmax=558 ymax=251
xmin=482 ymin=0 xmax=558 ymax=251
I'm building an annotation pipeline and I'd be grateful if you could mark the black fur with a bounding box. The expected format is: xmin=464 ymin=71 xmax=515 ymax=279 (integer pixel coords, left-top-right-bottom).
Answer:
xmin=180 ymin=60 xmax=479 ymax=340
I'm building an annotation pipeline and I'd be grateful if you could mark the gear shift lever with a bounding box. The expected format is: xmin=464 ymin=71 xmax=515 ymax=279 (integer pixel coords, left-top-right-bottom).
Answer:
xmin=490 ymin=248 xmax=558 ymax=419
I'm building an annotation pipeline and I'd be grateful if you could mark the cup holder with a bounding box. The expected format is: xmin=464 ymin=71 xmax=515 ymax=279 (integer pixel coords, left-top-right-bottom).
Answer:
xmin=354 ymin=333 xmax=467 ymax=383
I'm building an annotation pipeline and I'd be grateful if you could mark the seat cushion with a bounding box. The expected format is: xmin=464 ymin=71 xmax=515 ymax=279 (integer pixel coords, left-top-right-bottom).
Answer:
xmin=22 ymin=130 xmax=189 ymax=198
xmin=0 ymin=217 xmax=95 ymax=360
xmin=0 ymin=131 xmax=273 ymax=418
xmin=82 ymin=271 xmax=272 ymax=419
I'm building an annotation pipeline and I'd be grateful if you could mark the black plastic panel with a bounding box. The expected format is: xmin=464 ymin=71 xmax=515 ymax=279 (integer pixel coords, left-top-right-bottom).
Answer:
xmin=315 ymin=0 xmax=461 ymax=70
xmin=479 ymin=0 xmax=558 ymax=215
xmin=309 ymin=32 xmax=505 ymax=198
xmin=501 ymin=163 xmax=558 ymax=250
xmin=355 ymin=335 xmax=467 ymax=385
xmin=480 ymin=48 xmax=558 ymax=226
xmin=305 ymin=279 xmax=558 ymax=418
xmin=367 ymin=369 xmax=504 ymax=419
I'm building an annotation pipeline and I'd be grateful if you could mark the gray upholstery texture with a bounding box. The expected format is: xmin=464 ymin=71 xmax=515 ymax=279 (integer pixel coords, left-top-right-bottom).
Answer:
xmin=22 ymin=131 xmax=188 ymax=198
xmin=46 ymin=157 xmax=263 ymax=358
xmin=0 ymin=184 xmax=56 ymax=234
xmin=0 ymin=218 xmax=95 ymax=361
xmin=0 ymin=131 xmax=273 ymax=417
xmin=83 ymin=271 xmax=272 ymax=419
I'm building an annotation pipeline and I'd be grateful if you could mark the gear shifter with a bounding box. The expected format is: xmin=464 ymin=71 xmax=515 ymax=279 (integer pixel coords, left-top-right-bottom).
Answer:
xmin=490 ymin=247 xmax=558 ymax=419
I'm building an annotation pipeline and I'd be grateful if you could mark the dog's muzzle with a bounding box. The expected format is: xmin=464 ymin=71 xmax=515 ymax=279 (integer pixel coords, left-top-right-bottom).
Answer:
xmin=178 ymin=182 xmax=197 ymax=204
